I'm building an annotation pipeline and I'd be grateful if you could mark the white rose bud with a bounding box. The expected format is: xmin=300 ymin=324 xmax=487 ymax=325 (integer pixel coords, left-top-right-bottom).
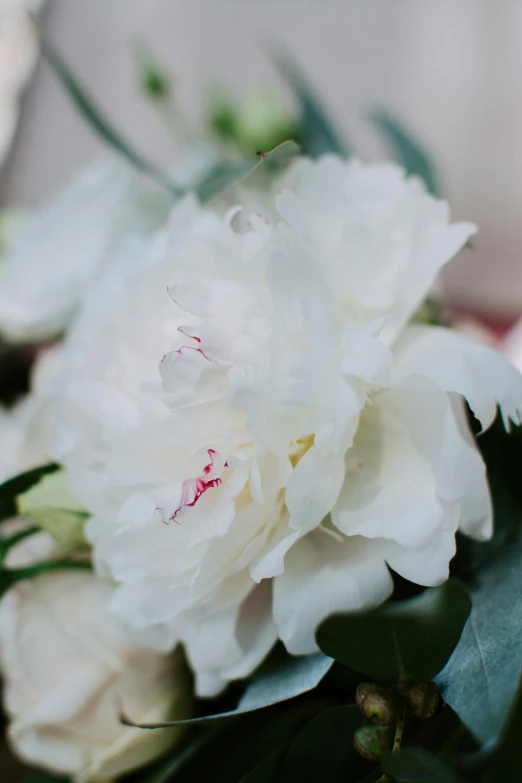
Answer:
xmin=0 ymin=569 xmax=191 ymax=782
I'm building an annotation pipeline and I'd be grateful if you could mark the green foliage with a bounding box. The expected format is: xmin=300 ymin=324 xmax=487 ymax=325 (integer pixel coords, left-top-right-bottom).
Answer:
xmin=22 ymin=772 xmax=70 ymax=783
xmin=0 ymin=463 xmax=60 ymax=523
xmin=437 ymin=533 xmax=522 ymax=746
xmin=283 ymin=706 xmax=364 ymax=782
xmin=317 ymin=581 xmax=471 ymax=684
xmin=370 ymin=110 xmax=440 ymax=196
xmin=42 ymin=43 xmax=182 ymax=197
xmin=486 ymin=673 xmax=522 ymax=781
xmin=122 ymin=650 xmax=333 ymax=728
xmin=381 ymin=746 xmax=462 ymax=782
xmin=271 ymin=48 xmax=349 ymax=158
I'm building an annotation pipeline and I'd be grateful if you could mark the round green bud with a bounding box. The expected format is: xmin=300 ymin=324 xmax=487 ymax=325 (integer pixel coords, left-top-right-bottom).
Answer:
xmin=142 ymin=66 xmax=169 ymax=99
xmin=405 ymin=681 xmax=440 ymax=720
xmin=206 ymin=90 xmax=239 ymax=143
xmin=356 ymin=682 xmax=397 ymax=725
xmin=353 ymin=725 xmax=393 ymax=762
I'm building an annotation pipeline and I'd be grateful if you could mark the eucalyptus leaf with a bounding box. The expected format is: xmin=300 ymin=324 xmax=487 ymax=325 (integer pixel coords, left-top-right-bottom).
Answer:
xmin=317 ymin=581 xmax=471 ymax=684
xmin=271 ymin=48 xmax=349 ymax=158
xmin=121 ymin=652 xmax=332 ymax=728
xmin=0 ymin=463 xmax=60 ymax=523
xmin=42 ymin=43 xmax=182 ymax=197
xmin=486 ymin=672 xmax=522 ymax=780
xmin=381 ymin=747 xmax=461 ymax=782
xmin=283 ymin=705 xmax=365 ymax=783
xmin=370 ymin=109 xmax=439 ymax=196
xmin=436 ymin=534 xmax=522 ymax=746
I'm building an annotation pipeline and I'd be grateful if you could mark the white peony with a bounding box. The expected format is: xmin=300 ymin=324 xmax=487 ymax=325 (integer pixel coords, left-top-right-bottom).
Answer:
xmin=0 ymin=565 xmax=190 ymax=782
xmin=0 ymin=159 xmax=170 ymax=342
xmin=53 ymin=156 xmax=522 ymax=696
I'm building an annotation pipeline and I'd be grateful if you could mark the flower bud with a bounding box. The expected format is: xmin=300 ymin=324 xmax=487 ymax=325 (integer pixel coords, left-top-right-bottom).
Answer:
xmin=353 ymin=725 xmax=393 ymax=762
xmin=405 ymin=681 xmax=440 ymax=720
xmin=356 ymin=682 xmax=397 ymax=725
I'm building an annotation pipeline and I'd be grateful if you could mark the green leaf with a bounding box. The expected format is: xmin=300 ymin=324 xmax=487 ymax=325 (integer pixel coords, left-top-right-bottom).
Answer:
xmin=240 ymin=748 xmax=286 ymax=782
xmin=193 ymin=162 xmax=255 ymax=202
xmin=381 ymin=747 xmax=462 ymax=782
xmin=317 ymin=581 xmax=471 ymax=684
xmin=436 ymin=533 xmax=522 ymax=746
xmin=486 ymin=671 xmax=522 ymax=780
xmin=121 ymin=651 xmax=332 ymax=728
xmin=140 ymin=726 xmax=228 ymax=783
xmin=149 ymin=702 xmax=324 ymax=783
xmin=271 ymin=48 xmax=349 ymax=158
xmin=22 ymin=772 xmax=70 ymax=783
xmin=370 ymin=109 xmax=440 ymax=196
xmin=0 ymin=558 xmax=92 ymax=600
xmin=283 ymin=705 xmax=365 ymax=783
xmin=0 ymin=524 xmax=39 ymax=563
xmin=42 ymin=43 xmax=182 ymax=197
xmin=0 ymin=463 xmax=60 ymax=523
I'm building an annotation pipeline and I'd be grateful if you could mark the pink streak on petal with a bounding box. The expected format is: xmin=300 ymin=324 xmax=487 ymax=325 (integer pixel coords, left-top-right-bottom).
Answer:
xmin=169 ymin=449 xmax=228 ymax=523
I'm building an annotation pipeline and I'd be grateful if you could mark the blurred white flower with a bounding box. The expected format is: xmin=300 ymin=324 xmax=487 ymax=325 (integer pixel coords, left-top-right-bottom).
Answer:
xmin=0 ymin=159 xmax=171 ymax=341
xmin=0 ymin=0 xmax=45 ymax=166
xmin=0 ymin=566 xmax=190 ymax=782
xmin=53 ymin=156 xmax=522 ymax=696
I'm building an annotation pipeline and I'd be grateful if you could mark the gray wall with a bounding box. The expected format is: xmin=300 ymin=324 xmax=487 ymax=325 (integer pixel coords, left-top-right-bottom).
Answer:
xmin=2 ymin=0 xmax=522 ymax=316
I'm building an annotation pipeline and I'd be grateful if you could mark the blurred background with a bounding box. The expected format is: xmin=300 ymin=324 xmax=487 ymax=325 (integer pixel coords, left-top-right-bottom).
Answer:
xmin=1 ymin=0 xmax=522 ymax=324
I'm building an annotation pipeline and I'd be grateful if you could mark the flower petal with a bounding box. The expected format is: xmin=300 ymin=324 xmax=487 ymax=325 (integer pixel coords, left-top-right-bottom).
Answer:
xmin=273 ymin=531 xmax=393 ymax=655
xmin=392 ymin=325 xmax=522 ymax=431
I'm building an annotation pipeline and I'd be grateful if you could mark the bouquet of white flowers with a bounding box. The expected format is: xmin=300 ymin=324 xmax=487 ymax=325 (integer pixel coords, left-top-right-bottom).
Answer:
xmin=0 ymin=39 xmax=521 ymax=783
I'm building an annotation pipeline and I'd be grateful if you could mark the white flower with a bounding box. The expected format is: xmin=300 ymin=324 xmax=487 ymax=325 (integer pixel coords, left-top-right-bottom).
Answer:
xmin=0 ymin=564 xmax=190 ymax=782
xmin=54 ymin=156 xmax=522 ymax=696
xmin=0 ymin=159 xmax=170 ymax=341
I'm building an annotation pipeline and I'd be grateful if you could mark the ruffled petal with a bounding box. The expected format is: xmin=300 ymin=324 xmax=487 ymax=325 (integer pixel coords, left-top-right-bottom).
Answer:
xmin=392 ymin=325 xmax=522 ymax=431
xmin=273 ymin=531 xmax=393 ymax=655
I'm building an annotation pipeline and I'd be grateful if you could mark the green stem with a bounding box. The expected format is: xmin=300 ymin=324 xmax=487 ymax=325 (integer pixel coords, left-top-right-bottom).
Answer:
xmin=377 ymin=705 xmax=406 ymax=783
xmin=392 ymin=706 xmax=405 ymax=753
xmin=10 ymin=558 xmax=92 ymax=581
xmin=0 ymin=525 xmax=39 ymax=561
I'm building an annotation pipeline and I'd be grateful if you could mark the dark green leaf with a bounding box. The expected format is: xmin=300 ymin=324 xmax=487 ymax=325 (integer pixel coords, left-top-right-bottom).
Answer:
xmin=22 ymin=772 xmax=70 ymax=783
xmin=121 ymin=652 xmax=332 ymax=728
xmin=42 ymin=43 xmax=182 ymax=197
xmin=284 ymin=705 xmax=366 ymax=783
xmin=240 ymin=748 xmax=286 ymax=782
xmin=437 ymin=534 xmax=522 ymax=746
xmin=271 ymin=48 xmax=349 ymax=158
xmin=158 ymin=702 xmax=323 ymax=783
xmin=381 ymin=747 xmax=461 ymax=782
xmin=0 ymin=525 xmax=39 ymax=562
xmin=370 ymin=110 xmax=439 ymax=196
xmin=0 ymin=463 xmax=60 ymax=523
xmin=317 ymin=581 xmax=471 ymax=684
xmin=0 ymin=558 xmax=92 ymax=600
xmin=139 ymin=726 xmax=227 ymax=783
